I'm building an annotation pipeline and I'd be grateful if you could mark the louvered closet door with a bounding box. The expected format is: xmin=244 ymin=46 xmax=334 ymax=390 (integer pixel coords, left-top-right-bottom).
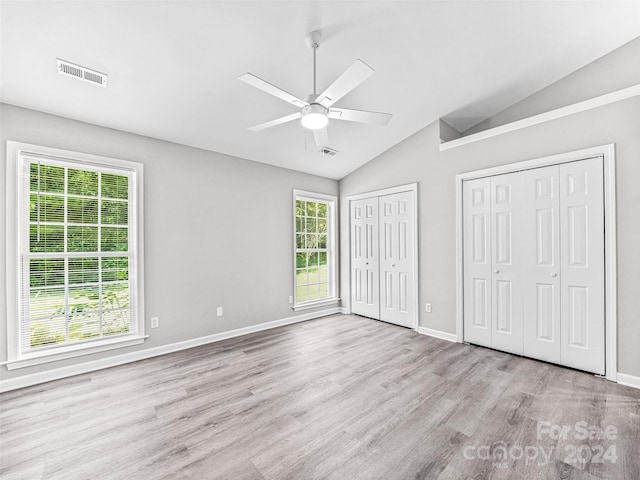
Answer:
xmin=379 ymin=191 xmax=415 ymax=328
xmin=522 ymin=166 xmax=562 ymax=364
xmin=350 ymin=197 xmax=380 ymax=319
xmin=463 ymin=177 xmax=492 ymax=347
xmin=560 ymin=158 xmax=605 ymax=375
xmin=490 ymin=173 xmax=524 ymax=355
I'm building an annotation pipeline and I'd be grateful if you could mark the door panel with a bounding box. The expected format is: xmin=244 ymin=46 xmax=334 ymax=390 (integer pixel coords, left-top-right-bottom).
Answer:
xmin=560 ymin=158 xmax=605 ymax=374
xmin=351 ymin=198 xmax=380 ymax=319
xmin=463 ymin=178 xmax=492 ymax=347
xmin=490 ymin=173 xmax=524 ymax=355
xmin=523 ymin=165 xmax=561 ymax=363
xmin=379 ymin=191 xmax=415 ymax=327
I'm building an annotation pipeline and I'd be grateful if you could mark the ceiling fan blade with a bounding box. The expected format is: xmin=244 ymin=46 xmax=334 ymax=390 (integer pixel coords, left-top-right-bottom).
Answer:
xmin=313 ymin=128 xmax=329 ymax=147
xmin=248 ymin=112 xmax=302 ymax=131
xmin=239 ymin=73 xmax=309 ymax=107
xmin=328 ymin=107 xmax=392 ymax=126
xmin=316 ymin=59 xmax=375 ymax=107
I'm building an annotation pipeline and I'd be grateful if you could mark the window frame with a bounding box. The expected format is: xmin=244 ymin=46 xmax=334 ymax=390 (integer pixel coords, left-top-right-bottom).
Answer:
xmin=292 ymin=189 xmax=339 ymax=311
xmin=4 ymin=141 xmax=146 ymax=370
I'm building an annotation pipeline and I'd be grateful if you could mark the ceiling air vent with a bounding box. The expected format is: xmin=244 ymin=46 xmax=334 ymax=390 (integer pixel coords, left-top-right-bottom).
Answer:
xmin=57 ymin=59 xmax=107 ymax=87
xmin=319 ymin=147 xmax=339 ymax=157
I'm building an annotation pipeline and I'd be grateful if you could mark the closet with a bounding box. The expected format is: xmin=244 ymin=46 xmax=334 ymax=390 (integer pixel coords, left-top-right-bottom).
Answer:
xmin=462 ymin=157 xmax=605 ymax=374
xmin=350 ymin=187 xmax=417 ymax=329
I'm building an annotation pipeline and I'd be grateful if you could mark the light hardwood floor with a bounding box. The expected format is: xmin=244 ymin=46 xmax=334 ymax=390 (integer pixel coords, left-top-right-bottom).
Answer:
xmin=1 ymin=314 xmax=639 ymax=480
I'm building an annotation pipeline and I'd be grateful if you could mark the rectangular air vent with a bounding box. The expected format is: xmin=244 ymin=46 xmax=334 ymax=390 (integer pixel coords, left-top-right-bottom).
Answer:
xmin=57 ymin=59 xmax=107 ymax=87
xmin=319 ymin=147 xmax=339 ymax=156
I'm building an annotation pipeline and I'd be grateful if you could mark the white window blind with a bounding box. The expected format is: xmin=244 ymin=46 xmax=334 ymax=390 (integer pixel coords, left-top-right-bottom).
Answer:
xmin=18 ymin=153 xmax=138 ymax=354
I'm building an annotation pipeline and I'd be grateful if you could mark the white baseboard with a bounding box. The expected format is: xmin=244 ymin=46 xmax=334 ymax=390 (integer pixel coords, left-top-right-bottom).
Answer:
xmin=617 ymin=373 xmax=640 ymax=390
xmin=339 ymin=307 xmax=350 ymax=314
xmin=0 ymin=307 xmax=341 ymax=393
xmin=417 ymin=326 xmax=458 ymax=343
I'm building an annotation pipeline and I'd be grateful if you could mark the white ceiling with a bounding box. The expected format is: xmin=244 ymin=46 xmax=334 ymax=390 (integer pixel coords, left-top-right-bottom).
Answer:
xmin=2 ymin=1 xmax=639 ymax=179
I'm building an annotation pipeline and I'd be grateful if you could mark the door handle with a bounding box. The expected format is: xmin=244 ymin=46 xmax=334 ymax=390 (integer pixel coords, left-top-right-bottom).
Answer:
xmin=494 ymin=269 xmax=500 ymax=274
xmin=550 ymin=273 xmax=557 ymax=278
xmin=392 ymin=264 xmax=396 ymax=267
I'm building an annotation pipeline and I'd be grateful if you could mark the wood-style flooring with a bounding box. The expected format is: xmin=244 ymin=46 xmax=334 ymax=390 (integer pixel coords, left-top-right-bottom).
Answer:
xmin=1 ymin=314 xmax=639 ymax=480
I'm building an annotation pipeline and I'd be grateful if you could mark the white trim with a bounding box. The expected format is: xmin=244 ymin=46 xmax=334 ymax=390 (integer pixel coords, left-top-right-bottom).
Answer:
xmin=347 ymin=183 xmax=419 ymax=331
xmin=0 ymin=307 xmax=341 ymax=393
xmin=417 ymin=326 xmax=457 ymax=343
xmin=4 ymin=141 xmax=146 ymax=368
xmin=292 ymin=189 xmax=339 ymax=309
xmin=292 ymin=298 xmax=340 ymax=311
xmin=455 ymin=145 xmax=617 ymax=381
xmin=617 ymin=373 xmax=640 ymax=390
xmin=440 ymin=84 xmax=640 ymax=151
xmin=339 ymin=307 xmax=350 ymax=314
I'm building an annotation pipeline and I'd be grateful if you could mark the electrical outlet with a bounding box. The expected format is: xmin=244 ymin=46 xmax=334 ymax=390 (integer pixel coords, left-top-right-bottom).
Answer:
xmin=216 ymin=306 xmax=223 ymax=317
xmin=151 ymin=316 xmax=159 ymax=328
xmin=288 ymin=296 xmax=293 ymax=304
xmin=425 ymin=303 xmax=432 ymax=313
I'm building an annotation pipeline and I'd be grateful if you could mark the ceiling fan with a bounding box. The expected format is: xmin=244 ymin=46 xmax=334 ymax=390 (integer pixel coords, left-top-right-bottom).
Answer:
xmin=239 ymin=30 xmax=392 ymax=147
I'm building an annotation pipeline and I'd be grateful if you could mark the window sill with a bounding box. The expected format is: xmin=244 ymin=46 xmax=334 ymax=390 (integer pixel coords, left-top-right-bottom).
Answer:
xmin=292 ymin=298 xmax=340 ymax=312
xmin=1 ymin=335 xmax=148 ymax=370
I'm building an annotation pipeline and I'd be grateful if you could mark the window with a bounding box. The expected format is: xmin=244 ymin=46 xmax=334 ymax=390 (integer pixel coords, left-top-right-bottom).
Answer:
xmin=5 ymin=142 xmax=145 ymax=369
xmin=293 ymin=190 xmax=338 ymax=309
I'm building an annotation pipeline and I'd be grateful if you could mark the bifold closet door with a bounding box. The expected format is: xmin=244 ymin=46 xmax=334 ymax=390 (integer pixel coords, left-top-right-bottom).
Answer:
xmin=522 ymin=165 xmax=562 ymax=364
xmin=559 ymin=158 xmax=605 ymax=375
xmin=350 ymin=197 xmax=380 ymax=319
xmin=379 ymin=191 xmax=415 ymax=328
xmin=462 ymin=177 xmax=492 ymax=347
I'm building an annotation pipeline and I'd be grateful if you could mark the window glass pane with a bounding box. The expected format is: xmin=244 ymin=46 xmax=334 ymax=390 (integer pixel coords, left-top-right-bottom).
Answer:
xmin=101 ymin=173 xmax=128 ymax=200
xmin=305 ymin=234 xmax=317 ymax=249
xmin=101 ymin=227 xmax=128 ymax=252
xmin=306 ymin=217 xmax=317 ymax=233
xmin=69 ymin=311 xmax=101 ymax=342
xmin=307 ymin=285 xmax=320 ymax=302
xmin=30 ymin=316 xmax=66 ymax=349
xmin=30 ymin=194 xmax=64 ymax=223
xmin=68 ymin=226 xmax=99 ymax=252
xmin=103 ymin=310 xmax=130 ymax=336
xmin=30 ymin=225 xmax=64 ymax=252
xmin=69 ymin=258 xmax=99 ymax=284
xmin=317 ymin=202 xmax=327 ymax=218
xmin=68 ymin=169 xmax=98 ymax=196
xmin=296 ymin=200 xmax=305 ymax=218
xmin=101 ymin=200 xmax=128 ymax=225
xmin=296 ymin=268 xmax=307 ymax=286
xmin=317 ymin=218 xmax=327 ymax=234
xmin=29 ymin=287 xmax=65 ymax=319
xmin=318 ymin=234 xmax=328 ymax=249
xmin=67 ymin=197 xmax=99 ymax=224
xmin=319 ymin=267 xmax=329 ymax=283
xmin=305 ymin=201 xmax=316 ymax=217
xmin=102 ymin=283 xmax=130 ymax=310
xmin=309 ymin=252 xmax=319 ymax=267
xmin=296 ymin=216 xmax=304 ymax=232
xmin=30 ymin=164 xmax=64 ymax=194
xmin=30 ymin=259 xmax=64 ymax=288
xmin=296 ymin=285 xmax=308 ymax=303
xmin=68 ymin=285 xmax=100 ymax=312
xmin=308 ymin=268 xmax=319 ymax=285
xmin=319 ymin=252 xmax=327 ymax=266
xmin=319 ymin=283 xmax=328 ymax=299
xmin=296 ymin=253 xmax=306 ymax=269
xmin=296 ymin=234 xmax=305 ymax=249
xmin=102 ymin=257 xmax=129 ymax=282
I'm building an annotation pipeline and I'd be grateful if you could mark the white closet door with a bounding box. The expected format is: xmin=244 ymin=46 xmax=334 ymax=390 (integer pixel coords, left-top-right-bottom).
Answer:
xmin=351 ymin=198 xmax=380 ymax=319
xmin=491 ymin=173 xmax=524 ymax=355
xmin=463 ymin=177 xmax=492 ymax=347
xmin=522 ymin=166 xmax=561 ymax=363
xmin=560 ymin=158 xmax=605 ymax=374
xmin=379 ymin=191 xmax=415 ymax=328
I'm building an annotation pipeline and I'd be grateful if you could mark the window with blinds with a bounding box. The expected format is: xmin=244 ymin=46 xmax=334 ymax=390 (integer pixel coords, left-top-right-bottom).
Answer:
xmin=6 ymin=143 xmax=145 ymax=366
xmin=293 ymin=191 xmax=338 ymax=308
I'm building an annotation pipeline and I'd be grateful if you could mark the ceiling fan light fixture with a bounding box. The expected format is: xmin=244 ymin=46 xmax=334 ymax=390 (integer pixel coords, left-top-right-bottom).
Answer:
xmin=300 ymin=104 xmax=329 ymax=130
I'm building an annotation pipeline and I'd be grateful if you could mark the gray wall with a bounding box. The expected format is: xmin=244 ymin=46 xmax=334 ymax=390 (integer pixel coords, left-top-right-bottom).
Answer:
xmin=0 ymin=103 xmax=338 ymax=383
xmin=339 ymin=39 xmax=640 ymax=377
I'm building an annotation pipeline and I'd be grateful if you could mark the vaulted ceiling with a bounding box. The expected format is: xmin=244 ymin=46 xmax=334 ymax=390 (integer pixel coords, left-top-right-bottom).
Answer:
xmin=2 ymin=1 xmax=639 ymax=179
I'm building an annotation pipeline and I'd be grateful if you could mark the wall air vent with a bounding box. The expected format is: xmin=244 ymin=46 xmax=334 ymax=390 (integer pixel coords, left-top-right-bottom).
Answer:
xmin=319 ymin=147 xmax=339 ymax=157
xmin=57 ymin=59 xmax=107 ymax=87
